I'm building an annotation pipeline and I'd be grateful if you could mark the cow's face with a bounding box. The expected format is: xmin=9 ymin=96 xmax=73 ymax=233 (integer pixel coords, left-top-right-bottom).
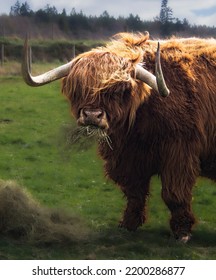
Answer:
xmin=22 ymin=32 xmax=169 ymax=137
xmin=22 ymin=33 xmax=169 ymax=141
xmin=62 ymin=51 xmax=150 ymax=136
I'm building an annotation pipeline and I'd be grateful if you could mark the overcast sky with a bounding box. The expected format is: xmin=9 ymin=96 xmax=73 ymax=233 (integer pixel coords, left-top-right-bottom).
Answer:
xmin=1 ymin=0 xmax=216 ymax=27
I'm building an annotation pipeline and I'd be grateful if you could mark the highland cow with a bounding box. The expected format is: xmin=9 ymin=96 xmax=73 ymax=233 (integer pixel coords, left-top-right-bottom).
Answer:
xmin=22 ymin=32 xmax=216 ymax=243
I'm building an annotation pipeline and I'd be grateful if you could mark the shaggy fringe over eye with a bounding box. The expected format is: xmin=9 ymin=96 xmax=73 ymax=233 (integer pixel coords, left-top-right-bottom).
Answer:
xmin=63 ymin=32 xmax=150 ymax=99
xmin=62 ymin=32 xmax=151 ymax=129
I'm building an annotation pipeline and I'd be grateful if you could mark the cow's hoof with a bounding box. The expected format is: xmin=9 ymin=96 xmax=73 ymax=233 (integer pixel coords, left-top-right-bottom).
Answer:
xmin=118 ymin=220 xmax=139 ymax=232
xmin=177 ymin=234 xmax=192 ymax=243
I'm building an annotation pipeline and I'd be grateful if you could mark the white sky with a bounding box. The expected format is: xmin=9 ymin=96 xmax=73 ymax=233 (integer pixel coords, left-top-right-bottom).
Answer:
xmin=1 ymin=0 xmax=216 ymax=27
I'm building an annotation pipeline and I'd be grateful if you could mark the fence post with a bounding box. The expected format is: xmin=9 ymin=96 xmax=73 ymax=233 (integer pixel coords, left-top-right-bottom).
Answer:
xmin=1 ymin=44 xmax=4 ymax=66
xmin=72 ymin=44 xmax=75 ymax=58
xmin=29 ymin=45 xmax=32 ymax=72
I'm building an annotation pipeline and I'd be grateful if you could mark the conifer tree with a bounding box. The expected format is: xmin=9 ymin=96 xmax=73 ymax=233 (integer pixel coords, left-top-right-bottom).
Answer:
xmin=159 ymin=0 xmax=174 ymax=24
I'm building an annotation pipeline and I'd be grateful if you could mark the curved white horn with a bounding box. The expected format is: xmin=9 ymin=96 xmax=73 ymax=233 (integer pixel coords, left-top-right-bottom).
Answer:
xmin=155 ymin=42 xmax=170 ymax=97
xmin=135 ymin=64 xmax=158 ymax=92
xmin=22 ymin=38 xmax=73 ymax=87
xmin=135 ymin=42 xmax=170 ymax=97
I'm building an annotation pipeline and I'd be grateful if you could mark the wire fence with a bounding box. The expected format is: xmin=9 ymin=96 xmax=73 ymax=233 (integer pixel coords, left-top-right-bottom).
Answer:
xmin=0 ymin=42 xmax=76 ymax=68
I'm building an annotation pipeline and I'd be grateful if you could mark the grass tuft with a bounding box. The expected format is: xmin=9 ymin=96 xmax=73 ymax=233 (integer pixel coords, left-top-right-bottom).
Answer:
xmin=0 ymin=180 xmax=90 ymax=245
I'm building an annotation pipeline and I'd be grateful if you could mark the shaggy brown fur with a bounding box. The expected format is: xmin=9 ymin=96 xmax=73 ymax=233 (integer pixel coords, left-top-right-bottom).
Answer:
xmin=62 ymin=33 xmax=216 ymax=241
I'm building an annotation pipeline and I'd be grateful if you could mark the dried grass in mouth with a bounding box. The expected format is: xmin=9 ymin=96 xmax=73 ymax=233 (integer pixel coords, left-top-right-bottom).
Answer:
xmin=59 ymin=122 xmax=113 ymax=152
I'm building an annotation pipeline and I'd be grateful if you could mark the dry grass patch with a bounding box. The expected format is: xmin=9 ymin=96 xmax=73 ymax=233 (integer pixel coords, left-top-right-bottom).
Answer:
xmin=0 ymin=180 xmax=90 ymax=244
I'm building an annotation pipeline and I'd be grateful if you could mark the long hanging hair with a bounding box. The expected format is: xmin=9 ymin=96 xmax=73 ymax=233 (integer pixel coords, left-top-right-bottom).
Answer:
xmin=62 ymin=32 xmax=152 ymax=128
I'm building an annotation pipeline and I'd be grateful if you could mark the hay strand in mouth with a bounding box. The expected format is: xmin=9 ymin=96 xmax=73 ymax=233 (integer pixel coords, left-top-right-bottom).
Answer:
xmin=59 ymin=123 xmax=113 ymax=151
xmin=98 ymin=129 xmax=113 ymax=150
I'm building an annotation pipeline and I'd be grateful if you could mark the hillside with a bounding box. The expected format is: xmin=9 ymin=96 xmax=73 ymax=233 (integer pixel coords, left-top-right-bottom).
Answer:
xmin=0 ymin=11 xmax=216 ymax=41
xmin=0 ymin=10 xmax=215 ymax=63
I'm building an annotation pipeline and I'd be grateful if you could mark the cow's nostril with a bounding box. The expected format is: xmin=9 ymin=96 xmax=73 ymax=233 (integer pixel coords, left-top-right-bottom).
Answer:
xmin=78 ymin=108 xmax=108 ymax=130
xmin=82 ymin=109 xmax=103 ymax=120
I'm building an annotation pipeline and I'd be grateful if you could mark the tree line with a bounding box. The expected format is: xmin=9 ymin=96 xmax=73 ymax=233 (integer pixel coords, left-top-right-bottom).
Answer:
xmin=0 ymin=0 xmax=215 ymax=39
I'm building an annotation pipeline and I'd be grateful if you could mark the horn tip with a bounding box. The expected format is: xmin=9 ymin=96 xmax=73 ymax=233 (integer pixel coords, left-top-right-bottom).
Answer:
xmin=157 ymin=42 xmax=160 ymax=52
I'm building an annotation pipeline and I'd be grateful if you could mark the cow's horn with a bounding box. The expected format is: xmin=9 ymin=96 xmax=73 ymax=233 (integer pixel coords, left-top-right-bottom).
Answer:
xmin=22 ymin=37 xmax=73 ymax=87
xmin=155 ymin=42 xmax=170 ymax=97
xmin=135 ymin=42 xmax=170 ymax=97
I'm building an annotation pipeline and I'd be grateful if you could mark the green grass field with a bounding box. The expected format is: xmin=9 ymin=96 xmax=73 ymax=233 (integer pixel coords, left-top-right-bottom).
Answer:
xmin=0 ymin=70 xmax=216 ymax=260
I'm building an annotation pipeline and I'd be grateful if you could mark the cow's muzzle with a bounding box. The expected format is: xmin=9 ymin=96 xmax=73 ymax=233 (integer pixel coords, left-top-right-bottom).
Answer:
xmin=77 ymin=108 xmax=109 ymax=130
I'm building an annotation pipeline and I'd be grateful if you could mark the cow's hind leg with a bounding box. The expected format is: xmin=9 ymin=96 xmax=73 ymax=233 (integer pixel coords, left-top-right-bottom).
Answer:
xmin=161 ymin=188 xmax=196 ymax=242
xmin=161 ymin=173 xmax=197 ymax=243
xmin=161 ymin=143 xmax=200 ymax=242
xmin=200 ymin=154 xmax=216 ymax=182
xmin=119 ymin=179 xmax=150 ymax=231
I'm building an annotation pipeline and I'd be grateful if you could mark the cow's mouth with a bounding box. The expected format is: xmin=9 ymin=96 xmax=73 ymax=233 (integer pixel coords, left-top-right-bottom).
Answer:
xmin=76 ymin=108 xmax=112 ymax=149
xmin=80 ymin=125 xmax=113 ymax=150
xmin=77 ymin=108 xmax=109 ymax=131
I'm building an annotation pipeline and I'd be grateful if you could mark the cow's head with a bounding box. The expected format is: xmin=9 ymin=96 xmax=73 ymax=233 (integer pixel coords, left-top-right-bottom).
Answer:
xmin=22 ymin=33 xmax=169 ymax=141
